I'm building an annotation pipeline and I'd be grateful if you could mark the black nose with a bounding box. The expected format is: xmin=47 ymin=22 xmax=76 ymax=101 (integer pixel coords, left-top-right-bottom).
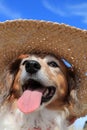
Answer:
xmin=25 ymin=60 xmax=41 ymax=74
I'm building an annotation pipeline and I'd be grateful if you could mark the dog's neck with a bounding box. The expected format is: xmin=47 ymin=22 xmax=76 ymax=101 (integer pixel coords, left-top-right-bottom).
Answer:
xmin=0 ymin=102 xmax=68 ymax=130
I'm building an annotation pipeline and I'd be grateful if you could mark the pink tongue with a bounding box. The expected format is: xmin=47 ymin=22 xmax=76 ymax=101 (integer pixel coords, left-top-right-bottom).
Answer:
xmin=17 ymin=90 xmax=42 ymax=114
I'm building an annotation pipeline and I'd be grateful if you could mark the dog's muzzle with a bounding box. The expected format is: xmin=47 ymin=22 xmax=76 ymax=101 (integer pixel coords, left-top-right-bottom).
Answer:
xmin=22 ymin=79 xmax=56 ymax=103
xmin=17 ymin=60 xmax=56 ymax=114
xmin=17 ymin=79 xmax=56 ymax=114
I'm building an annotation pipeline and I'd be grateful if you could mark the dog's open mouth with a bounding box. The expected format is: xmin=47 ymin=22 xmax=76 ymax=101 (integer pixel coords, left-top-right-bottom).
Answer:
xmin=22 ymin=79 xmax=56 ymax=103
xmin=17 ymin=79 xmax=56 ymax=114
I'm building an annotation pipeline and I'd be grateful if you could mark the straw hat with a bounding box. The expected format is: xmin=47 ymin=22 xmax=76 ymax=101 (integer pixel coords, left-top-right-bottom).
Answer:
xmin=0 ymin=20 xmax=87 ymax=116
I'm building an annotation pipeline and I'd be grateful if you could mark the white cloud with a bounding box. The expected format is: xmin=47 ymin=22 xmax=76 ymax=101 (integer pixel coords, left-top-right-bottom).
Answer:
xmin=42 ymin=0 xmax=87 ymax=24
xmin=0 ymin=1 xmax=21 ymax=19
xmin=68 ymin=3 xmax=87 ymax=24
xmin=42 ymin=0 xmax=66 ymax=16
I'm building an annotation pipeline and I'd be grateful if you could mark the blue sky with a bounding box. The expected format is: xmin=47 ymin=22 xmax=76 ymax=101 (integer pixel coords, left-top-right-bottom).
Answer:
xmin=0 ymin=0 xmax=87 ymax=29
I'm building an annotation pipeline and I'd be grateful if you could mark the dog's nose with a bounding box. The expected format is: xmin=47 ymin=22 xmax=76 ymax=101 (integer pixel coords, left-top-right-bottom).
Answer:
xmin=25 ymin=60 xmax=41 ymax=74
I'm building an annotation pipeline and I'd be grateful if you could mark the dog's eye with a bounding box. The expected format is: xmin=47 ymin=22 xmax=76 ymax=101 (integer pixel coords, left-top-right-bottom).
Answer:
xmin=48 ymin=61 xmax=59 ymax=68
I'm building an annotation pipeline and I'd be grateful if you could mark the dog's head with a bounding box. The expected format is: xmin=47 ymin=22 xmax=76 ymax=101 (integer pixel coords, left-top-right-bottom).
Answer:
xmin=3 ymin=54 xmax=75 ymax=114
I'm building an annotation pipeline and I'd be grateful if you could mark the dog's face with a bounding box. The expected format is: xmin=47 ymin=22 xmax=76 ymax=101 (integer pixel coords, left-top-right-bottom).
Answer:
xmin=0 ymin=53 xmax=77 ymax=130
xmin=8 ymin=54 xmax=69 ymax=113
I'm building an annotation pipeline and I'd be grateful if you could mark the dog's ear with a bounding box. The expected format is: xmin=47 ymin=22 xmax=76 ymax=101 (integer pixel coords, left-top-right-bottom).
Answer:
xmin=66 ymin=65 xmax=80 ymax=119
xmin=0 ymin=54 xmax=29 ymax=103
xmin=61 ymin=59 xmax=80 ymax=117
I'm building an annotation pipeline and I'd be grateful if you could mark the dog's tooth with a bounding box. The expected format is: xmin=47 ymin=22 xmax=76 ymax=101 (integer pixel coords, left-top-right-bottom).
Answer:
xmin=50 ymin=89 xmax=53 ymax=96
xmin=44 ymin=89 xmax=49 ymax=97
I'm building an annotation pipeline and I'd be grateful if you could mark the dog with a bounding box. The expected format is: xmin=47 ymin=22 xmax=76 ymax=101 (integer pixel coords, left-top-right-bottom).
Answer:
xmin=0 ymin=53 xmax=76 ymax=130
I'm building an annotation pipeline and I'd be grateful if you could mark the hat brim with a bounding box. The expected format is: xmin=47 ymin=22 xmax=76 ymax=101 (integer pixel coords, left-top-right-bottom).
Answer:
xmin=0 ymin=20 xmax=87 ymax=116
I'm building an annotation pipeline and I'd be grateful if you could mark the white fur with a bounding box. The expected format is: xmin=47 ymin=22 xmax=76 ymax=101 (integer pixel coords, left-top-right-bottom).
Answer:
xmin=0 ymin=104 xmax=68 ymax=130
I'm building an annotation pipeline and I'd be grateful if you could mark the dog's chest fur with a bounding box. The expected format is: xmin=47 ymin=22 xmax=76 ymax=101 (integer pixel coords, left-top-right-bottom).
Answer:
xmin=0 ymin=105 xmax=68 ymax=130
